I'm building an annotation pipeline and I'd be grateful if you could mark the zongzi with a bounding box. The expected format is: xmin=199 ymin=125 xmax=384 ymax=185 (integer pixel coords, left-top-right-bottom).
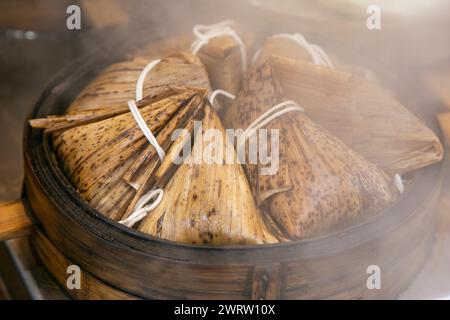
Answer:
xmin=264 ymin=54 xmax=443 ymax=174
xmin=32 ymin=86 xmax=207 ymax=220
xmin=137 ymin=21 xmax=254 ymax=103
xmin=68 ymin=52 xmax=211 ymax=112
xmin=253 ymin=34 xmax=377 ymax=80
xmin=138 ymin=104 xmax=278 ymax=244
xmin=225 ymin=61 xmax=401 ymax=239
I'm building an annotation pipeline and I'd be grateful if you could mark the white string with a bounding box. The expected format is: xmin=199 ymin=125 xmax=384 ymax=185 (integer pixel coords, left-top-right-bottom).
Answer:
xmin=122 ymin=60 xmax=167 ymax=228
xmin=237 ymin=100 xmax=304 ymax=153
xmin=128 ymin=58 xmax=165 ymax=162
xmin=251 ymin=33 xmax=334 ymax=69
xmin=119 ymin=189 xmax=164 ymax=227
xmin=127 ymin=100 xmax=166 ymax=161
xmin=394 ymin=174 xmax=405 ymax=194
xmin=209 ymin=89 xmax=236 ymax=109
xmin=136 ymin=59 xmax=161 ymax=101
xmin=191 ymin=20 xmax=247 ymax=72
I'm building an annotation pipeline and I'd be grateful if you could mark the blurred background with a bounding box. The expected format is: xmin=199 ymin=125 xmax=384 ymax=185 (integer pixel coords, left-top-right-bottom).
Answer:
xmin=0 ymin=0 xmax=449 ymax=299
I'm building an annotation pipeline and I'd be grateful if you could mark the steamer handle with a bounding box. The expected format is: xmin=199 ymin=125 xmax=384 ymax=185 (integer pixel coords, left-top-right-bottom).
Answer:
xmin=0 ymin=200 xmax=33 ymax=241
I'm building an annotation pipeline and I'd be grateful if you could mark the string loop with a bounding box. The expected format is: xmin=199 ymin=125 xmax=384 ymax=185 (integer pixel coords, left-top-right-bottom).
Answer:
xmin=119 ymin=189 xmax=164 ymax=227
xmin=208 ymin=89 xmax=236 ymax=109
xmin=127 ymin=100 xmax=165 ymax=161
xmin=136 ymin=59 xmax=161 ymax=101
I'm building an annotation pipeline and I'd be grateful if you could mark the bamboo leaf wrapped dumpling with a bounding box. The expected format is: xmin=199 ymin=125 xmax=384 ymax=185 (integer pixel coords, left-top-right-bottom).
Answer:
xmin=137 ymin=21 xmax=254 ymax=105
xmin=224 ymin=61 xmax=401 ymax=239
xmin=253 ymin=33 xmax=336 ymax=69
xmin=192 ymin=21 xmax=254 ymax=98
xmin=252 ymin=34 xmax=376 ymax=79
xmin=138 ymin=104 xmax=278 ymax=245
xmin=267 ymin=55 xmax=443 ymax=174
xmin=54 ymin=89 xmax=205 ymax=220
xmin=68 ymin=52 xmax=211 ymax=112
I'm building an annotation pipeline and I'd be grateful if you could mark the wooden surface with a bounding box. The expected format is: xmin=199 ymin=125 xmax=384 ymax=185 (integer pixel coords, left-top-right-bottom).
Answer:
xmin=0 ymin=201 xmax=32 ymax=241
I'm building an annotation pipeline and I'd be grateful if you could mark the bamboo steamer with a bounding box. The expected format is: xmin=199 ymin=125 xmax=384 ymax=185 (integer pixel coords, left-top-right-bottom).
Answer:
xmin=22 ymin=131 xmax=442 ymax=299
xmin=8 ymin=37 xmax=441 ymax=300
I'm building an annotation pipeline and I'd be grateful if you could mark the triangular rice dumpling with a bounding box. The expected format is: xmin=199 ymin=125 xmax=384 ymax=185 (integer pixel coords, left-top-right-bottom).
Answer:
xmin=224 ymin=61 xmax=400 ymax=239
xmin=31 ymin=88 xmax=206 ymax=220
xmin=68 ymin=52 xmax=211 ymax=112
xmin=133 ymin=34 xmax=194 ymax=60
xmin=195 ymin=27 xmax=254 ymax=97
xmin=137 ymin=23 xmax=254 ymax=99
xmin=138 ymin=104 xmax=278 ymax=245
xmin=259 ymin=54 xmax=443 ymax=174
xmin=253 ymin=35 xmax=377 ymax=80
xmin=253 ymin=35 xmax=335 ymax=68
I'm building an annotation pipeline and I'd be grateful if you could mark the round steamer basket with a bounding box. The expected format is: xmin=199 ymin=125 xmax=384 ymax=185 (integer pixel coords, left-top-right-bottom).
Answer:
xmin=19 ymin=47 xmax=444 ymax=300
xmin=10 ymin=5 xmax=446 ymax=298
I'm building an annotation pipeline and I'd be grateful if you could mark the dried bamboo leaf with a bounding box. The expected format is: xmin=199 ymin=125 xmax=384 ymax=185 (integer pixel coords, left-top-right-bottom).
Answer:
xmin=120 ymin=96 xmax=205 ymax=219
xmin=89 ymin=157 xmax=138 ymax=220
xmin=53 ymin=90 xmax=199 ymax=206
xmin=139 ymin=24 xmax=254 ymax=99
xmin=30 ymin=86 xmax=197 ymax=135
xmin=254 ymin=36 xmax=377 ymax=80
xmin=267 ymin=55 xmax=444 ymax=174
xmin=89 ymin=92 xmax=206 ymax=221
xmin=64 ymin=25 xmax=252 ymax=114
xmin=224 ymin=61 xmax=292 ymax=204
xmin=122 ymin=94 xmax=204 ymax=188
xmin=138 ymin=105 xmax=278 ymax=245
xmin=67 ymin=52 xmax=211 ymax=112
xmin=153 ymin=116 xmax=196 ymax=185
xmin=225 ymin=62 xmax=400 ymax=239
xmin=197 ymin=28 xmax=254 ymax=97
